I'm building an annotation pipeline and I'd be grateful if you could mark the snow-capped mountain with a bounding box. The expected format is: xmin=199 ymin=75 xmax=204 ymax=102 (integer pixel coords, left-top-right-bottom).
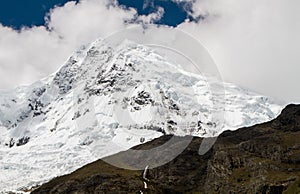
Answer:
xmin=0 ymin=38 xmax=282 ymax=192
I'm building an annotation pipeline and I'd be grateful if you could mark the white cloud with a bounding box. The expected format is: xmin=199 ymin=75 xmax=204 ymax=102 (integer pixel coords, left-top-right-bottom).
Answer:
xmin=46 ymin=0 xmax=136 ymax=48
xmin=135 ymin=6 xmax=165 ymax=25
xmin=0 ymin=0 xmax=299 ymax=103
xmin=0 ymin=0 xmax=164 ymax=90
xmin=0 ymin=25 xmax=70 ymax=88
xmin=178 ymin=0 xmax=300 ymax=103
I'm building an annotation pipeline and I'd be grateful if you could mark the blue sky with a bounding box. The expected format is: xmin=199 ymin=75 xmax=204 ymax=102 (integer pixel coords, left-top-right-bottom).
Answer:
xmin=0 ymin=0 xmax=78 ymax=29
xmin=118 ymin=0 xmax=192 ymax=26
xmin=0 ymin=0 xmax=191 ymax=29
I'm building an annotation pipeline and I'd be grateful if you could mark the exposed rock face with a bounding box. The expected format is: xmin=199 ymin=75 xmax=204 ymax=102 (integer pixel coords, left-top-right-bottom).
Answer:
xmin=32 ymin=105 xmax=300 ymax=194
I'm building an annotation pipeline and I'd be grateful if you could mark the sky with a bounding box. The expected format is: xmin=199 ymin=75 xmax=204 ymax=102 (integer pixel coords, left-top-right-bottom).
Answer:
xmin=0 ymin=0 xmax=299 ymax=103
xmin=0 ymin=0 xmax=78 ymax=29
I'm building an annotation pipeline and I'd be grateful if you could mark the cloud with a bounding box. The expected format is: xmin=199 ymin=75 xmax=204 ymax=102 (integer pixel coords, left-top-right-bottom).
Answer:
xmin=135 ymin=6 xmax=165 ymax=25
xmin=0 ymin=25 xmax=69 ymax=88
xmin=0 ymin=0 xmax=163 ymax=90
xmin=0 ymin=0 xmax=299 ymax=103
xmin=46 ymin=0 xmax=136 ymax=48
xmin=178 ymin=0 xmax=300 ymax=103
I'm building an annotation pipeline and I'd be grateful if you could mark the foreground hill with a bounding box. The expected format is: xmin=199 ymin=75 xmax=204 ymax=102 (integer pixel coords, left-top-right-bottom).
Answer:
xmin=32 ymin=104 xmax=300 ymax=194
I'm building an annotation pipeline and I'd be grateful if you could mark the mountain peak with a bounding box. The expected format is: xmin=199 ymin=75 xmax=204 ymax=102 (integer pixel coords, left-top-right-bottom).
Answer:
xmin=0 ymin=38 xmax=283 ymax=192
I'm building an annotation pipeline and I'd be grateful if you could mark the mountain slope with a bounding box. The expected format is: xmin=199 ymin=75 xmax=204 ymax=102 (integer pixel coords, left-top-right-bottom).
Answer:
xmin=32 ymin=104 xmax=300 ymax=194
xmin=0 ymin=38 xmax=282 ymax=192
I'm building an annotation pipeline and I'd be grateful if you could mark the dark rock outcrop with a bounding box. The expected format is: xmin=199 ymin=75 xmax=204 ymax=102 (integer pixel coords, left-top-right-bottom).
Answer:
xmin=32 ymin=105 xmax=300 ymax=194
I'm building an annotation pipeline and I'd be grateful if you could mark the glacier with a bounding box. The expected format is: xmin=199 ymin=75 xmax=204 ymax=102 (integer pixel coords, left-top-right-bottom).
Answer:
xmin=0 ymin=38 xmax=282 ymax=192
